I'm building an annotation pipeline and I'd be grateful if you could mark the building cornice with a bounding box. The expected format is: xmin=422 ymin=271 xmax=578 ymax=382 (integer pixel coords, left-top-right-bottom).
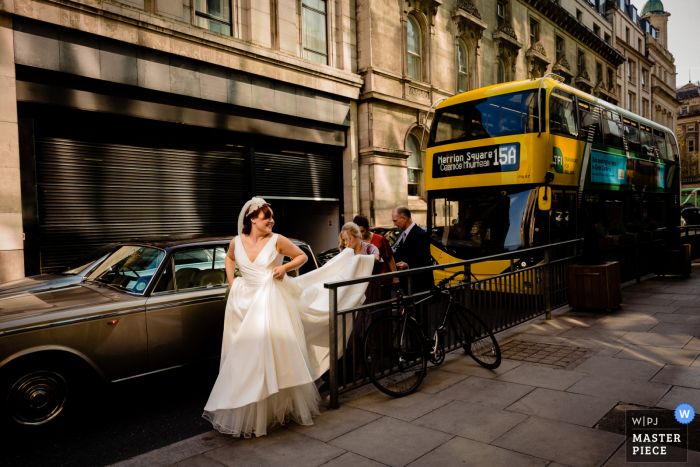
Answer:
xmin=652 ymin=85 xmax=682 ymax=107
xmin=5 ymin=0 xmax=364 ymax=97
xmin=523 ymin=0 xmax=626 ymax=66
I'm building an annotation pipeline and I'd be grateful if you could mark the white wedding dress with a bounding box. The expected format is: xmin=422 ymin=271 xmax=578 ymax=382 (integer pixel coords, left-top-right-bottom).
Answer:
xmin=203 ymin=234 xmax=374 ymax=437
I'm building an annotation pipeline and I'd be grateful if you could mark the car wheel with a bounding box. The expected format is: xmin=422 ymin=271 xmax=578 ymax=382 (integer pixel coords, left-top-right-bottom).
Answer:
xmin=7 ymin=370 xmax=68 ymax=425
xmin=1 ymin=358 xmax=84 ymax=428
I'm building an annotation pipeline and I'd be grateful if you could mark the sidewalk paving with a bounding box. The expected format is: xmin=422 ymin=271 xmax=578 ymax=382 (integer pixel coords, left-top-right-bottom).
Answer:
xmin=111 ymin=269 xmax=700 ymax=467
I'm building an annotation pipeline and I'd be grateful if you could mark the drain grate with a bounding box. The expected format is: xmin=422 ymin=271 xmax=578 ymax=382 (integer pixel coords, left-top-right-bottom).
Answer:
xmin=500 ymin=340 xmax=596 ymax=369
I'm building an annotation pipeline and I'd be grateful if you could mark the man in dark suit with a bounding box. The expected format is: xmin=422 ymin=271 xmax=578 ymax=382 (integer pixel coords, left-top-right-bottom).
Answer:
xmin=392 ymin=206 xmax=434 ymax=294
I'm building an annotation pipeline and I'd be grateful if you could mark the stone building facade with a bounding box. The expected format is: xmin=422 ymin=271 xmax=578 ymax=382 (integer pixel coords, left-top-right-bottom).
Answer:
xmin=0 ymin=0 xmax=363 ymax=281
xmin=678 ymin=82 xmax=700 ymax=187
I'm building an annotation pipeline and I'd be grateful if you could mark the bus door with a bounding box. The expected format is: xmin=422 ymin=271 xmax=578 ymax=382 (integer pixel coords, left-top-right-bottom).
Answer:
xmin=548 ymin=88 xmax=580 ymax=182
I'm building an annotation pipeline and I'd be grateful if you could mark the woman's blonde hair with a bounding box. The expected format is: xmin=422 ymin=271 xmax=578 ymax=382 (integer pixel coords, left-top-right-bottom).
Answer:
xmin=338 ymin=222 xmax=362 ymax=250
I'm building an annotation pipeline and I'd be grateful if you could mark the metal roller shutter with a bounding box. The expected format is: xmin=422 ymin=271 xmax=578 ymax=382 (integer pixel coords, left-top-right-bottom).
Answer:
xmin=35 ymin=137 xmax=246 ymax=271
xmin=255 ymin=151 xmax=339 ymax=200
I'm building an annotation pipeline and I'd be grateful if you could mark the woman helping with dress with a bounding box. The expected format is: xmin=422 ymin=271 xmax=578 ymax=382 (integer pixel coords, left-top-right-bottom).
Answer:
xmin=203 ymin=198 xmax=375 ymax=438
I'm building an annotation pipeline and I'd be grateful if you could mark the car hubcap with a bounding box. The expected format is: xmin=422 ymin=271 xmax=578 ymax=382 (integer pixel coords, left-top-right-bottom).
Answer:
xmin=8 ymin=371 xmax=67 ymax=425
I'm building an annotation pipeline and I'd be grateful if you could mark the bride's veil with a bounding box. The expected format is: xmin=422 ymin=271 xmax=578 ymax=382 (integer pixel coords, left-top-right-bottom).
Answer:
xmin=237 ymin=197 xmax=270 ymax=236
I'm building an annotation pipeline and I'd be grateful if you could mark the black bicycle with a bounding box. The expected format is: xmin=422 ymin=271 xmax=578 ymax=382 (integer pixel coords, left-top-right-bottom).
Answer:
xmin=362 ymin=271 xmax=501 ymax=397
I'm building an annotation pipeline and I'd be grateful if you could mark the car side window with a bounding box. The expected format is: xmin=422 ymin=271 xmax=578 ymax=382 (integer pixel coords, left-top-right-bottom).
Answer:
xmin=153 ymin=246 xmax=229 ymax=293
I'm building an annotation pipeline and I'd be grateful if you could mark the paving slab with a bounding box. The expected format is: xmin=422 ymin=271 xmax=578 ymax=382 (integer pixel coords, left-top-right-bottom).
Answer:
xmin=204 ymin=428 xmax=345 ymax=467
xmin=649 ymin=323 xmax=700 ymax=336
xmin=558 ymin=327 xmax=628 ymax=342
xmin=567 ymin=374 xmax=671 ymax=407
xmin=412 ymin=400 xmax=528 ymax=443
xmin=651 ymin=293 xmax=700 ymax=302
xmin=509 ymin=333 xmax=571 ymax=345
xmin=602 ymin=443 xmax=700 ymax=467
xmin=648 ymin=313 xmax=700 ymax=324
xmin=287 ymin=404 xmax=382 ymax=442
xmin=492 ymin=416 xmax=625 ymax=467
xmin=506 ymin=387 xmax=617 ymax=427
xmin=613 ymin=344 xmax=700 ymax=366
xmin=671 ymin=306 xmax=700 ymax=315
xmin=650 ymin=364 xmax=700 ymax=389
xmin=435 ymin=376 xmax=535 ymax=409
xmin=616 ymin=330 xmax=693 ymax=349
xmin=406 ymin=436 xmax=548 ymax=467
xmin=685 ymin=337 xmax=700 ymax=350
xmin=329 ymin=417 xmax=453 ymax=467
xmin=623 ymin=296 xmax=676 ymax=306
xmin=661 ymin=285 xmax=700 ymax=294
xmin=170 ymin=455 xmax=226 ymax=467
xmin=415 ymin=369 xmax=468 ymax=394
xmin=110 ymin=430 xmax=233 ymax=467
xmin=522 ymin=321 xmax=573 ymax=336
xmin=495 ymin=363 xmax=587 ymax=390
xmin=591 ymin=318 xmax=659 ymax=332
xmin=656 ymin=386 xmax=700 ymax=410
xmin=572 ymin=356 xmax=663 ymax=381
xmin=617 ymin=304 xmax=680 ymax=314
xmin=346 ymin=389 xmax=451 ymax=422
xmin=549 ymin=315 xmax=607 ymax=327
xmin=561 ymin=338 xmax=628 ymax=358
xmin=319 ymin=452 xmax=386 ymax=467
xmin=439 ymin=355 xmax=521 ymax=378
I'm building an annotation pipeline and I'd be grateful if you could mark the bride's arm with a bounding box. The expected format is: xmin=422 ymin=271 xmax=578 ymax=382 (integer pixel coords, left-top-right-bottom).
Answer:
xmin=225 ymin=237 xmax=237 ymax=288
xmin=272 ymin=235 xmax=308 ymax=280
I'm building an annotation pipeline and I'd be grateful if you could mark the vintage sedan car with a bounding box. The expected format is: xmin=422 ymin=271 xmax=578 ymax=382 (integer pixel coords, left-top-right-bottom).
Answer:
xmin=0 ymin=244 xmax=118 ymax=298
xmin=0 ymin=236 xmax=318 ymax=426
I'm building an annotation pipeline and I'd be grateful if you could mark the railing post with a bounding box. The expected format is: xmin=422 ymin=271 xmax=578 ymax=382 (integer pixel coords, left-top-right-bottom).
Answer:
xmin=407 ymin=274 xmax=413 ymax=296
xmin=328 ymin=287 xmax=339 ymax=409
xmin=635 ymin=241 xmax=641 ymax=283
xmin=544 ymin=246 xmax=552 ymax=320
xmin=464 ymin=264 xmax=472 ymax=308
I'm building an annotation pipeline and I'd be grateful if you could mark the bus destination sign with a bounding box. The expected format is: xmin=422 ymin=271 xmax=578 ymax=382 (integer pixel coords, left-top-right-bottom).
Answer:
xmin=432 ymin=143 xmax=520 ymax=179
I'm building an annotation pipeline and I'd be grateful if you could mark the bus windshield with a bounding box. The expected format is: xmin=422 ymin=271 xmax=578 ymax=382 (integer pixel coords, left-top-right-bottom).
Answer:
xmin=428 ymin=90 xmax=542 ymax=147
xmin=431 ymin=187 xmax=535 ymax=259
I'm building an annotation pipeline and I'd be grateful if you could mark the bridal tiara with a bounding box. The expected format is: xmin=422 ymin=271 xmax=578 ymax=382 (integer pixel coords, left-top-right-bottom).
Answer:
xmin=245 ymin=197 xmax=269 ymax=218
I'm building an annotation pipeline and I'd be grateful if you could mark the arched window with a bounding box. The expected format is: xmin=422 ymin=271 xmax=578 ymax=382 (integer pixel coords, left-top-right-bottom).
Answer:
xmin=407 ymin=17 xmax=421 ymax=81
xmin=497 ymin=59 xmax=506 ymax=84
xmin=458 ymin=41 xmax=468 ymax=93
xmin=406 ymin=134 xmax=422 ymax=196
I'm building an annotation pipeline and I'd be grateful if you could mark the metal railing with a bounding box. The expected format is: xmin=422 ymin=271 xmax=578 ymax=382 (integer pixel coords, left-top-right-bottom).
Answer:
xmin=321 ymin=228 xmax=700 ymax=408
xmin=323 ymin=239 xmax=582 ymax=409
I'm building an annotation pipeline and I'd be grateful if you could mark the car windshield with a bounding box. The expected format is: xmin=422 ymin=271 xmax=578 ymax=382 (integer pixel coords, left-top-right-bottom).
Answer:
xmin=60 ymin=244 xmax=116 ymax=275
xmin=431 ymin=187 xmax=534 ymax=259
xmin=86 ymin=246 xmax=165 ymax=294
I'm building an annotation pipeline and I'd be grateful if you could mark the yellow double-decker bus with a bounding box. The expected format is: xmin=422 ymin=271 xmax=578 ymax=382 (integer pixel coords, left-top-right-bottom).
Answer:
xmin=425 ymin=76 xmax=681 ymax=281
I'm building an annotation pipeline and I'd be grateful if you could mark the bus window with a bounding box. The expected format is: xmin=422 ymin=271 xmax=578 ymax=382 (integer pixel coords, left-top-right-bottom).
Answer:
xmin=640 ymin=128 xmax=655 ymax=156
xmin=667 ymin=133 xmax=680 ymax=161
xmin=624 ymin=124 xmax=641 ymax=153
xmin=578 ymin=101 xmax=603 ymax=144
xmin=428 ymin=90 xmax=542 ymax=146
xmin=549 ymin=89 xmax=578 ymax=138
xmin=655 ymin=133 xmax=668 ymax=159
xmin=602 ymin=112 xmax=624 ymax=149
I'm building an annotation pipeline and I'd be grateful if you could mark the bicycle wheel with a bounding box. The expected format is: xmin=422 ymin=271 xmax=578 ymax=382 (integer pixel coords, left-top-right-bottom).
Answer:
xmin=450 ymin=306 xmax=501 ymax=369
xmin=363 ymin=316 xmax=427 ymax=397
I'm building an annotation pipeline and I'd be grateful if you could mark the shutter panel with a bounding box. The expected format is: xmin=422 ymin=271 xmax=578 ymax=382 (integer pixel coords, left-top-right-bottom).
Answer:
xmin=255 ymin=151 xmax=339 ymax=200
xmin=35 ymin=137 xmax=246 ymax=271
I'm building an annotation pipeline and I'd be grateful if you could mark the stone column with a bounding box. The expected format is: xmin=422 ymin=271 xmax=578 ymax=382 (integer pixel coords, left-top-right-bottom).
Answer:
xmin=342 ymin=101 xmax=360 ymax=221
xmin=0 ymin=12 xmax=24 ymax=281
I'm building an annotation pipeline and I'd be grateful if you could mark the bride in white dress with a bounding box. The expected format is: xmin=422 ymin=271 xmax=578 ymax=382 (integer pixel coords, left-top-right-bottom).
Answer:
xmin=203 ymin=197 xmax=374 ymax=437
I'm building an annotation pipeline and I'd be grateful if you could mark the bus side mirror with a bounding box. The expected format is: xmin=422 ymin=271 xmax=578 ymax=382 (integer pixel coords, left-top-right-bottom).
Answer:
xmin=538 ymin=187 xmax=552 ymax=211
